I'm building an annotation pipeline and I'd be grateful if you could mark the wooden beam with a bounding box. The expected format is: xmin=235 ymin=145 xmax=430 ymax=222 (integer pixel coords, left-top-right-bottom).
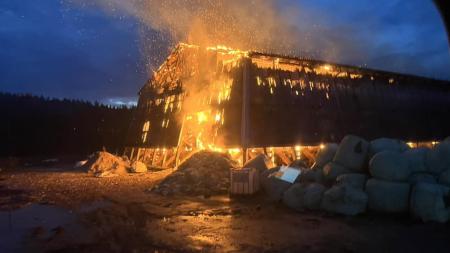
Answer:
xmin=275 ymin=149 xmax=291 ymax=166
xmin=241 ymin=58 xmax=251 ymax=164
xmin=174 ymin=117 xmax=186 ymax=167
xmin=163 ymin=151 xmax=177 ymax=168
xmin=130 ymin=148 xmax=135 ymax=161
xmin=161 ymin=150 xmax=168 ymax=167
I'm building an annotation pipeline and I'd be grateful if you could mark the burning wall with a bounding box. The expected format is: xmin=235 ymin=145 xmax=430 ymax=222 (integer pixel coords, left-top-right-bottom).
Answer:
xmin=124 ymin=43 xmax=450 ymax=167
xmin=125 ymin=44 xmax=247 ymax=166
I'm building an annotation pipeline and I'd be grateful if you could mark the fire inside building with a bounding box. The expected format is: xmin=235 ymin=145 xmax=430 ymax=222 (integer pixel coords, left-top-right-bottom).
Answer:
xmin=124 ymin=43 xmax=450 ymax=168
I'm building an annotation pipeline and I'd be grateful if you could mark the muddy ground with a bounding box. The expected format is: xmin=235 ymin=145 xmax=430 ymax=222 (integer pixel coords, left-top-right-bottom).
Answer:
xmin=1 ymin=165 xmax=450 ymax=253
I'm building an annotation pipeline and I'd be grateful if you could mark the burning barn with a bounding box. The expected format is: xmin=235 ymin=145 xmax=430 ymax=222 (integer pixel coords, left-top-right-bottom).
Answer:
xmin=124 ymin=43 xmax=450 ymax=167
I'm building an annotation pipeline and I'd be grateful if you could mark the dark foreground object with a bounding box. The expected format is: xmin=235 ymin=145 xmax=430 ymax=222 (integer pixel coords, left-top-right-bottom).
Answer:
xmin=1 ymin=167 xmax=450 ymax=253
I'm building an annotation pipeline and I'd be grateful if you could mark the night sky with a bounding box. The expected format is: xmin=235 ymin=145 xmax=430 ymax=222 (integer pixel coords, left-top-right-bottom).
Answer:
xmin=1 ymin=0 xmax=449 ymax=106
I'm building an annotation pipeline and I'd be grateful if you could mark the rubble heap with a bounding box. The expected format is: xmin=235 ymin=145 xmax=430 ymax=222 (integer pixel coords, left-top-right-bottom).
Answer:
xmin=84 ymin=151 xmax=147 ymax=177
xmin=151 ymin=151 xmax=237 ymax=196
xmin=84 ymin=151 xmax=131 ymax=177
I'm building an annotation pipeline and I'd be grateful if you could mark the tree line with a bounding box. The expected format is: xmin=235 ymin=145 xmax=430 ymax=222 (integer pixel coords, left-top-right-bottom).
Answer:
xmin=0 ymin=92 xmax=134 ymax=157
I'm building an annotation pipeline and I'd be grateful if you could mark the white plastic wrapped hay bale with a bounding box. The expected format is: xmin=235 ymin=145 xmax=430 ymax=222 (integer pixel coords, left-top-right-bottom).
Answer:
xmin=439 ymin=169 xmax=450 ymax=187
xmin=322 ymin=162 xmax=352 ymax=183
xmin=311 ymin=143 xmax=338 ymax=170
xmin=282 ymin=183 xmax=326 ymax=211
xmin=321 ymin=184 xmax=368 ymax=216
xmin=426 ymin=142 xmax=450 ymax=175
xmin=244 ymin=154 xmax=268 ymax=173
xmin=410 ymin=182 xmax=450 ymax=223
xmin=260 ymin=167 xmax=280 ymax=189
xmin=300 ymin=167 xmax=324 ymax=184
xmin=369 ymin=138 xmax=409 ymax=158
xmin=409 ymin=173 xmax=437 ymax=185
xmin=369 ymin=151 xmax=411 ymax=181
xmin=366 ymin=178 xmax=410 ymax=213
xmin=404 ymin=147 xmax=429 ymax=173
xmin=336 ymin=173 xmax=368 ymax=190
xmin=333 ymin=135 xmax=369 ymax=172
xmin=262 ymin=176 xmax=292 ymax=202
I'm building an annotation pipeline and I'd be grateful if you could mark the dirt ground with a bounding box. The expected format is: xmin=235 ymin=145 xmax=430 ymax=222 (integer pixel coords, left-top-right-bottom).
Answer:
xmin=1 ymin=166 xmax=450 ymax=253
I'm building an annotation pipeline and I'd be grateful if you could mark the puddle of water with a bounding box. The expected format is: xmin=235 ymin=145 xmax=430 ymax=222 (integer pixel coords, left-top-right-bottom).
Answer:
xmin=0 ymin=199 xmax=115 ymax=252
xmin=78 ymin=200 xmax=112 ymax=213
xmin=0 ymin=204 xmax=74 ymax=252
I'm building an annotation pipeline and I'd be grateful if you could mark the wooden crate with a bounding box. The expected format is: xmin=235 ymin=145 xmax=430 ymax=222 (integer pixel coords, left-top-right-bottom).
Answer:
xmin=230 ymin=168 xmax=260 ymax=195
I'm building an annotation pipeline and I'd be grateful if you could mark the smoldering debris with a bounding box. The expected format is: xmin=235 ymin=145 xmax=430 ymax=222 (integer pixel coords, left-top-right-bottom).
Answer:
xmin=150 ymin=151 xmax=237 ymax=196
xmin=84 ymin=151 xmax=131 ymax=177
xmin=83 ymin=151 xmax=147 ymax=177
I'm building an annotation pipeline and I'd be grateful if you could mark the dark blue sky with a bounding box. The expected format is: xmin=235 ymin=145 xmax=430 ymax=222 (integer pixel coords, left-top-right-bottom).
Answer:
xmin=1 ymin=0 xmax=449 ymax=105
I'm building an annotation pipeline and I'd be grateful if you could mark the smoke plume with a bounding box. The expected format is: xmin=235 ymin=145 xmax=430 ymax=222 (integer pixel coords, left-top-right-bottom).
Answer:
xmin=69 ymin=0 xmax=369 ymax=70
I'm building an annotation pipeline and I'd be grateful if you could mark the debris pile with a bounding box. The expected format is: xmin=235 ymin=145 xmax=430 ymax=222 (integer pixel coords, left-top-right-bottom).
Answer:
xmin=130 ymin=161 xmax=148 ymax=173
xmin=151 ymin=151 xmax=237 ymax=196
xmin=83 ymin=151 xmax=129 ymax=177
xmin=262 ymin=135 xmax=450 ymax=223
xmin=82 ymin=151 xmax=148 ymax=177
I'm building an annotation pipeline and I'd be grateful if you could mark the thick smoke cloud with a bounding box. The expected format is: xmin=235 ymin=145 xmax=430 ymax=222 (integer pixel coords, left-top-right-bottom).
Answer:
xmin=71 ymin=0 xmax=368 ymax=66
xmin=82 ymin=0 xmax=299 ymax=49
xmin=67 ymin=0 xmax=450 ymax=79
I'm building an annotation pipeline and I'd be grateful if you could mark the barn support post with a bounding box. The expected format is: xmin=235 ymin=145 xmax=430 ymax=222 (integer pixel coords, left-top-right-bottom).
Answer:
xmin=136 ymin=148 xmax=141 ymax=161
xmin=161 ymin=149 xmax=168 ymax=167
xmin=151 ymin=149 xmax=158 ymax=166
xmin=129 ymin=148 xmax=135 ymax=161
xmin=174 ymin=117 xmax=186 ymax=167
xmin=241 ymin=58 xmax=251 ymax=165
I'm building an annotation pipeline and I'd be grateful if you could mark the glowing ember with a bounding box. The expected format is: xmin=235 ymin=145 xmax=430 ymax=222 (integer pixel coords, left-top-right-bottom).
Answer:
xmin=322 ymin=64 xmax=332 ymax=71
xmin=196 ymin=111 xmax=208 ymax=124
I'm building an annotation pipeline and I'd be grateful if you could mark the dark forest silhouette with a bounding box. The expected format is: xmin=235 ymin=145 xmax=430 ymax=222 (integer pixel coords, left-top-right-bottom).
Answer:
xmin=0 ymin=92 xmax=134 ymax=157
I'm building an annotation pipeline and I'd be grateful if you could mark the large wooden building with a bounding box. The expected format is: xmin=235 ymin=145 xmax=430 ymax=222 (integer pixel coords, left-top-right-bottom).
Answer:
xmin=124 ymin=43 xmax=450 ymax=167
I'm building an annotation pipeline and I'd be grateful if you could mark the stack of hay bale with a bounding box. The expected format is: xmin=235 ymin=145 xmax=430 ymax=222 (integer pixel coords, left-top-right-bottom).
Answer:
xmin=411 ymin=140 xmax=450 ymax=222
xmin=366 ymin=139 xmax=411 ymax=213
xmin=261 ymin=135 xmax=450 ymax=223
xmin=319 ymin=136 xmax=370 ymax=216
